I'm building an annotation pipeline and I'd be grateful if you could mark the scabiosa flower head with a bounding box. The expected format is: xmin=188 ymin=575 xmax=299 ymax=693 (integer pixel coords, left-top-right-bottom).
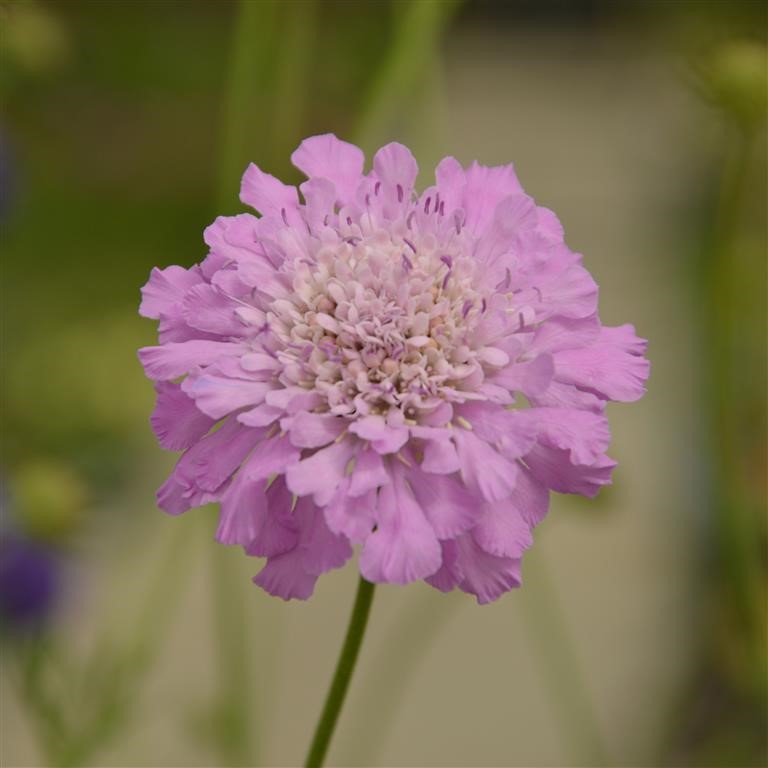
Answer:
xmin=138 ymin=135 xmax=649 ymax=603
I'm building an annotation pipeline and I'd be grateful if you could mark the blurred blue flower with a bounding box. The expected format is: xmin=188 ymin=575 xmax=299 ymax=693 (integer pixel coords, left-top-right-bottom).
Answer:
xmin=0 ymin=535 xmax=59 ymax=629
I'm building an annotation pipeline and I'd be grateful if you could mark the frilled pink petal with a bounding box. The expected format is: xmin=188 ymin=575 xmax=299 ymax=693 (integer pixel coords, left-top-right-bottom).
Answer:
xmin=285 ymin=440 xmax=356 ymax=502
xmin=420 ymin=436 xmax=461 ymax=474
xmin=217 ymin=472 xmax=268 ymax=546
xmin=425 ymin=540 xmax=464 ymax=592
xmin=519 ymin=408 xmax=610 ymax=465
xmin=472 ymin=498 xmax=533 ymax=559
xmin=456 ymin=535 xmax=522 ymax=604
xmin=506 ymin=463 xmax=549 ymax=528
xmin=498 ymin=352 xmax=557 ymax=398
xmin=462 ymin=161 xmax=524 ymax=234
xmin=348 ymin=449 xmax=389 ymax=497
xmin=406 ymin=469 xmax=478 ymax=539
xmin=518 ymin=247 xmax=598 ymax=320
xmin=294 ymin=497 xmax=353 ymax=576
xmin=139 ymin=265 xmax=204 ymax=319
xmin=530 ymin=316 xmax=600 ymax=355
xmin=156 ymin=474 xmax=218 ymax=516
xmin=473 ymin=194 xmax=537 ymax=280
xmin=454 ymin=429 xmax=520 ymax=502
xmin=239 ymin=434 xmax=301 ymax=485
xmin=182 ymin=372 xmax=271 ymax=420
xmin=456 ymin=403 xmax=538 ymax=459
xmin=237 ymin=403 xmax=283 ymax=427
xmin=373 ymin=142 xmax=419 ymax=196
xmin=324 ymin=480 xmax=377 ymax=543
xmin=348 ymin=415 xmax=409 ymax=454
xmin=175 ymin=419 xmax=263 ymax=493
xmin=291 ymin=134 xmax=365 ymax=205
xmin=150 ymin=381 xmax=215 ymax=451
xmin=300 ymin=177 xmax=337 ymax=228
xmin=360 ymin=472 xmax=441 ymax=584
xmin=284 ymin=412 xmax=347 ymax=449
xmin=434 ymin=156 xmax=465 ymax=213
xmin=181 ymin=284 xmax=244 ymax=336
xmin=245 ymin=477 xmax=299 ymax=557
xmin=138 ymin=340 xmax=241 ymax=381
xmin=554 ymin=324 xmax=650 ymax=402
xmin=240 ymin=163 xmax=299 ymax=219
xmin=525 ymin=445 xmax=616 ymax=497
xmin=253 ymin=553 xmax=318 ymax=601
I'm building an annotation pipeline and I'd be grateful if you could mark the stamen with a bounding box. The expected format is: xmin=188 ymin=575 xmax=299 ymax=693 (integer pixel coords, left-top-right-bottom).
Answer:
xmin=424 ymin=196 xmax=431 ymax=214
xmin=456 ymin=416 xmax=473 ymax=430
xmin=403 ymin=237 xmax=416 ymax=253
xmin=396 ymin=184 xmax=404 ymax=203
xmin=281 ymin=208 xmax=289 ymax=226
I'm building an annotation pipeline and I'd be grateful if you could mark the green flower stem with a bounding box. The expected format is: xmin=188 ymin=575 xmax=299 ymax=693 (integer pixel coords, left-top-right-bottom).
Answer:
xmin=305 ymin=577 xmax=376 ymax=768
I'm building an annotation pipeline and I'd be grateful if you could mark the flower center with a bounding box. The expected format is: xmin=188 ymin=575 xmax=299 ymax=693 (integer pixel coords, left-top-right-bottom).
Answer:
xmin=268 ymin=228 xmax=502 ymax=420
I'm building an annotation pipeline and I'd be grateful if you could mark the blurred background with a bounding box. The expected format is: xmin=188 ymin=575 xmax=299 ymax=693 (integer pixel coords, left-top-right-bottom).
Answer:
xmin=1 ymin=0 xmax=766 ymax=766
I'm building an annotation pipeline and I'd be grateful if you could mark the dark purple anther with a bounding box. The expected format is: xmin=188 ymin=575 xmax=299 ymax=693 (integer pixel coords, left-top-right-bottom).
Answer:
xmin=347 ymin=216 xmax=352 ymax=226
xmin=281 ymin=208 xmax=289 ymax=226
xmin=462 ymin=300 xmax=473 ymax=318
xmin=403 ymin=237 xmax=416 ymax=253
xmin=365 ymin=194 xmax=371 ymax=207
xmin=424 ymin=196 xmax=431 ymax=214
xmin=518 ymin=312 xmax=526 ymax=330
xmin=439 ymin=201 xmax=445 ymax=216
xmin=439 ymin=254 xmax=453 ymax=268
xmin=375 ymin=181 xmax=381 ymax=196
xmin=496 ymin=268 xmax=513 ymax=292
xmin=481 ymin=298 xmax=487 ymax=313
xmin=396 ymin=184 xmax=404 ymax=203
xmin=454 ymin=212 xmax=462 ymax=235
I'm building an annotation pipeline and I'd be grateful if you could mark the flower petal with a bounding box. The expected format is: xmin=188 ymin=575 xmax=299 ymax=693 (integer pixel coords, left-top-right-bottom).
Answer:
xmin=291 ymin=134 xmax=365 ymax=205
xmin=359 ymin=476 xmax=441 ymax=584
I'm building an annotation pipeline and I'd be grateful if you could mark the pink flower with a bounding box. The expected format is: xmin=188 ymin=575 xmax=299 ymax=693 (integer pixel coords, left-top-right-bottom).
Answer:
xmin=138 ymin=135 xmax=649 ymax=603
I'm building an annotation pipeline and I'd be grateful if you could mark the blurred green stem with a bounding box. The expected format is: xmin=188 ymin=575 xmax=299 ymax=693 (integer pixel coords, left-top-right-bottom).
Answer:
xmin=709 ymin=124 xmax=762 ymax=647
xmin=522 ymin=552 xmax=609 ymax=766
xmin=355 ymin=0 xmax=461 ymax=149
xmin=304 ymin=577 xmax=376 ymax=768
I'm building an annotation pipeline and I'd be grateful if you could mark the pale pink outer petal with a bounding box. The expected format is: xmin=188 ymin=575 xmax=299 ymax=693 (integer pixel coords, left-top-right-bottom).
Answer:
xmin=472 ymin=498 xmax=533 ymax=559
xmin=434 ymin=156 xmax=465 ymax=213
xmin=291 ymin=134 xmax=365 ymax=205
xmin=138 ymin=340 xmax=241 ymax=381
xmin=139 ymin=265 xmax=204 ymax=319
xmin=525 ymin=445 xmax=616 ymax=498
xmin=490 ymin=353 xmax=554 ymax=399
xmin=406 ymin=470 xmax=478 ymax=539
xmin=285 ymin=412 xmax=347 ymax=449
xmin=425 ymin=540 xmax=464 ymax=592
xmin=181 ymin=284 xmax=244 ymax=336
xmin=252 ymin=553 xmax=318 ymax=601
xmin=453 ymin=429 xmax=520 ymax=502
xmin=553 ymin=324 xmax=650 ymax=402
xmin=348 ymin=449 xmax=389 ymax=497
xmin=285 ymin=440 xmax=356 ymax=502
xmin=461 ymin=161 xmax=524 ymax=235
xmin=324 ymin=480 xmax=377 ymax=543
xmin=518 ymin=408 xmax=611 ymax=465
xmin=240 ymin=163 xmax=299 ymax=219
xmin=182 ymin=374 xmax=271 ymax=420
xmin=456 ymin=535 xmax=523 ymax=604
xmin=372 ymin=142 xmax=419 ymax=194
xmin=150 ymin=381 xmax=215 ymax=451
xmin=217 ymin=473 xmax=268 ymax=546
xmin=348 ymin=416 xmax=408 ymax=454
xmin=359 ymin=472 xmax=441 ymax=584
